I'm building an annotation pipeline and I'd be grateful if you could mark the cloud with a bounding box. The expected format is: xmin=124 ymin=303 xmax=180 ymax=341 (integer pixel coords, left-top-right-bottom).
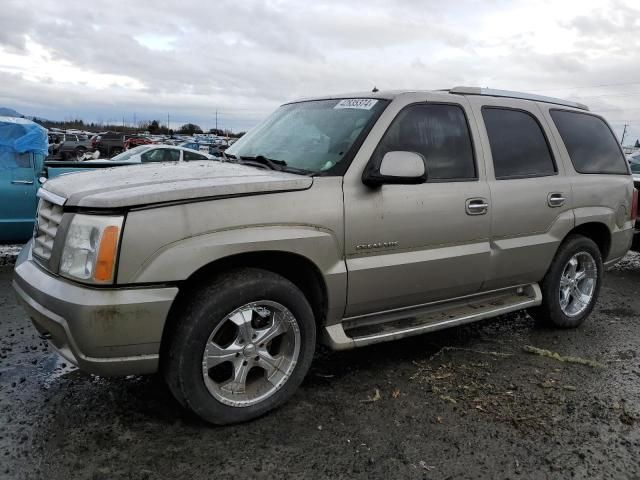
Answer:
xmin=0 ymin=0 xmax=639 ymax=141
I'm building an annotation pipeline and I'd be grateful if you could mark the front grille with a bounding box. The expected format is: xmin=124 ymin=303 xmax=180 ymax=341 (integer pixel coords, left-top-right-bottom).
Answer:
xmin=33 ymin=198 xmax=63 ymax=261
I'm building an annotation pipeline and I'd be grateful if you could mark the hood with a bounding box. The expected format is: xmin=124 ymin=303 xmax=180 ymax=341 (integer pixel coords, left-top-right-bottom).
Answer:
xmin=43 ymin=161 xmax=313 ymax=208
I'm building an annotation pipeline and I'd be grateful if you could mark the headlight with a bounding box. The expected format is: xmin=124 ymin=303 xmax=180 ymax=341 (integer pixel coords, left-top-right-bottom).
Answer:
xmin=60 ymin=214 xmax=124 ymax=284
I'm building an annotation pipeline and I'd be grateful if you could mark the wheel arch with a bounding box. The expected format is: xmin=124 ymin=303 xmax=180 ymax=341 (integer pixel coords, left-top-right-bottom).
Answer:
xmin=160 ymin=250 xmax=329 ymax=357
xmin=564 ymin=221 xmax=611 ymax=260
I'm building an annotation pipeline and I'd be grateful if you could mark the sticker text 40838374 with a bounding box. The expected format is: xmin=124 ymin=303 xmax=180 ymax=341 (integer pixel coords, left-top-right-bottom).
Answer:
xmin=334 ymin=99 xmax=378 ymax=110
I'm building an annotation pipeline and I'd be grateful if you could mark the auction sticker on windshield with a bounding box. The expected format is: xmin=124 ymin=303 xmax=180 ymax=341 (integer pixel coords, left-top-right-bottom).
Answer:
xmin=334 ymin=99 xmax=378 ymax=110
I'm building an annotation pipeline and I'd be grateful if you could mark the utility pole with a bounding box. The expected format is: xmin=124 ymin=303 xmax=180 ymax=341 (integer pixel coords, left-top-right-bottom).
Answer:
xmin=621 ymin=124 xmax=629 ymax=146
xmin=133 ymin=112 xmax=136 ymax=132
xmin=215 ymin=109 xmax=218 ymax=132
xmin=167 ymin=113 xmax=170 ymax=133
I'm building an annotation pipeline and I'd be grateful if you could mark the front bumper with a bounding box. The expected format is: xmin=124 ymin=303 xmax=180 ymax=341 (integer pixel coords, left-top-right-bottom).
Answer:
xmin=12 ymin=242 xmax=178 ymax=376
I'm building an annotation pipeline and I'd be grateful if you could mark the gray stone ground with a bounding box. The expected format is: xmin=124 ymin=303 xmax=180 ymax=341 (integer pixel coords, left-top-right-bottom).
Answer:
xmin=0 ymin=245 xmax=21 ymax=267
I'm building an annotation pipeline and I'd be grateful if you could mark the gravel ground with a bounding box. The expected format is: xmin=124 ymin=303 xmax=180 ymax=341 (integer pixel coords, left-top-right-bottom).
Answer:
xmin=1 ymin=256 xmax=639 ymax=480
xmin=0 ymin=245 xmax=21 ymax=267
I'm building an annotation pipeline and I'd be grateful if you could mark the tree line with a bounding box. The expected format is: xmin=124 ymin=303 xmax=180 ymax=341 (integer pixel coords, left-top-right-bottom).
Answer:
xmin=29 ymin=117 xmax=245 ymax=137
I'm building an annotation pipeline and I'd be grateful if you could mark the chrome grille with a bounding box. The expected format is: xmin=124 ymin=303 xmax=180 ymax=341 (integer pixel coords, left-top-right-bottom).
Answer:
xmin=33 ymin=198 xmax=63 ymax=261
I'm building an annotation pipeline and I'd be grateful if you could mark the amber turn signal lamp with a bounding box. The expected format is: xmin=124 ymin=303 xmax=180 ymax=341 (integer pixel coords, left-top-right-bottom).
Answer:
xmin=94 ymin=225 xmax=120 ymax=282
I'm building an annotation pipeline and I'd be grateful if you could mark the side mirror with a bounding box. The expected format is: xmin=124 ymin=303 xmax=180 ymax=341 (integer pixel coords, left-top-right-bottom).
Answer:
xmin=362 ymin=151 xmax=427 ymax=187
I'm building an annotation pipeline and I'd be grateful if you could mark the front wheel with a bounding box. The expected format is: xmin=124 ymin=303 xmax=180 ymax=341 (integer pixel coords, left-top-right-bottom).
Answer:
xmin=530 ymin=235 xmax=603 ymax=328
xmin=163 ymin=268 xmax=316 ymax=425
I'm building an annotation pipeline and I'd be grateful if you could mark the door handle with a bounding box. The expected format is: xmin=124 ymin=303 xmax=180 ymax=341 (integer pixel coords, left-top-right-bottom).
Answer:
xmin=11 ymin=180 xmax=34 ymax=185
xmin=548 ymin=192 xmax=565 ymax=207
xmin=466 ymin=198 xmax=489 ymax=215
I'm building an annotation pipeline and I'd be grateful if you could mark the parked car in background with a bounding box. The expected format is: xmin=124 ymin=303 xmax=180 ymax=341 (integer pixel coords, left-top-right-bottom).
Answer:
xmin=124 ymin=136 xmax=153 ymax=150
xmin=89 ymin=145 xmax=215 ymax=164
xmin=91 ymin=132 xmax=125 ymax=158
xmin=627 ymin=154 xmax=640 ymax=250
xmin=12 ymin=88 xmax=635 ymax=425
xmin=2 ymin=143 xmax=215 ymax=242
xmin=179 ymin=141 xmax=227 ymax=158
xmin=48 ymin=133 xmax=93 ymax=160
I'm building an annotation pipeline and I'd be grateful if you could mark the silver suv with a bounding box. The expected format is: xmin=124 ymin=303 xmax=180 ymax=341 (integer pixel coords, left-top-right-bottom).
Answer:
xmin=13 ymin=88 xmax=636 ymax=424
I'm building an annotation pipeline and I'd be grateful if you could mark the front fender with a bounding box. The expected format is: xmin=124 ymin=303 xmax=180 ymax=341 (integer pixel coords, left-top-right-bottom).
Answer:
xmin=127 ymin=224 xmax=344 ymax=283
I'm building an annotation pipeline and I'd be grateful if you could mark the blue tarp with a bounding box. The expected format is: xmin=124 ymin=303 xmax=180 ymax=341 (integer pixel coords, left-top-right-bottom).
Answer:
xmin=0 ymin=116 xmax=48 ymax=156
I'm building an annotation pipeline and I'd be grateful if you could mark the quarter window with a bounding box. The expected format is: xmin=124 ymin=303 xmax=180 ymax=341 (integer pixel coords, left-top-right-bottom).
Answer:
xmin=183 ymin=151 xmax=209 ymax=161
xmin=482 ymin=107 xmax=556 ymax=179
xmin=550 ymin=110 xmax=628 ymax=175
xmin=372 ymin=104 xmax=476 ymax=180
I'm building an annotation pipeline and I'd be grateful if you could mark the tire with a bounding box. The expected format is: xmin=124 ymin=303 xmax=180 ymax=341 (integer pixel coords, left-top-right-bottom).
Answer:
xmin=163 ymin=268 xmax=316 ymax=425
xmin=530 ymin=235 xmax=603 ymax=328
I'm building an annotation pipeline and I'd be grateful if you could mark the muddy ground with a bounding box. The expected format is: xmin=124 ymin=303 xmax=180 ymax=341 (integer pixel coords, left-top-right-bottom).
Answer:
xmin=1 ymin=256 xmax=639 ymax=480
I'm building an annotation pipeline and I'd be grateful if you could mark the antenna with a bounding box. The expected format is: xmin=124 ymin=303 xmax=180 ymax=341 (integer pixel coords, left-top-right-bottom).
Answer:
xmin=621 ymin=123 xmax=629 ymax=146
xmin=372 ymin=86 xmax=379 ymax=93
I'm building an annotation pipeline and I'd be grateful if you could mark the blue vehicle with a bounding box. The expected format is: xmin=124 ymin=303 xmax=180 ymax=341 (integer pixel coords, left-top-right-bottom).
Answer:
xmin=0 ymin=117 xmax=47 ymax=243
xmin=1 ymin=122 xmax=218 ymax=243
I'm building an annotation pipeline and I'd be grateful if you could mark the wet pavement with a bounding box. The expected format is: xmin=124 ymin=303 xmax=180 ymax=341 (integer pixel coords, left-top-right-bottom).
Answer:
xmin=1 ymin=258 xmax=639 ymax=480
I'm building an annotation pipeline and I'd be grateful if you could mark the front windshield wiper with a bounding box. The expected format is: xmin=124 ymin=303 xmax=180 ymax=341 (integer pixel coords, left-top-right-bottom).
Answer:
xmin=227 ymin=153 xmax=313 ymax=175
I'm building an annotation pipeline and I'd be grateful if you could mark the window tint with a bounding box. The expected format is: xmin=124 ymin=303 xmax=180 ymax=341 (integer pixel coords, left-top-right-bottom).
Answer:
xmin=550 ymin=110 xmax=627 ymax=175
xmin=482 ymin=108 xmax=556 ymax=179
xmin=373 ymin=104 xmax=475 ymax=180
xmin=183 ymin=151 xmax=208 ymax=161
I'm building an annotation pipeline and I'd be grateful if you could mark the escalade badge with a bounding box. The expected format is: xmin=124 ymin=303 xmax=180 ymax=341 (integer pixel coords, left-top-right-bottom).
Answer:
xmin=356 ymin=241 xmax=399 ymax=250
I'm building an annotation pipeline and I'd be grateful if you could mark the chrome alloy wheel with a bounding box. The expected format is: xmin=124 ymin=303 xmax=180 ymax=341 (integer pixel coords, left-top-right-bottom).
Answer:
xmin=202 ymin=301 xmax=301 ymax=407
xmin=559 ymin=252 xmax=597 ymax=317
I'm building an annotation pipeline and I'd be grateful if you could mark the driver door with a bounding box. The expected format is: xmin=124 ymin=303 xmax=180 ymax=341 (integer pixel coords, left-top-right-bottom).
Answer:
xmin=0 ymin=152 xmax=38 ymax=242
xmin=343 ymin=98 xmax=492 ymax=317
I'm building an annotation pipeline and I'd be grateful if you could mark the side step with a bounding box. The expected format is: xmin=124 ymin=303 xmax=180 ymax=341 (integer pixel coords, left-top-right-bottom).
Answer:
xmin=323 ymin=284 xmax=541 ymax=350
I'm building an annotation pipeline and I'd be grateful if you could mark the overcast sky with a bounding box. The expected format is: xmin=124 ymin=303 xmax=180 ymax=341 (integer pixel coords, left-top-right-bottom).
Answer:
xmin=1 ymin=0 xmax=639 ymax=142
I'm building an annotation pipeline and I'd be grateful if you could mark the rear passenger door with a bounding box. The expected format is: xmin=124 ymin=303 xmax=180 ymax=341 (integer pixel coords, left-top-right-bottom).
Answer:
xmin=467 ymin=97 xmax=574 ymax=290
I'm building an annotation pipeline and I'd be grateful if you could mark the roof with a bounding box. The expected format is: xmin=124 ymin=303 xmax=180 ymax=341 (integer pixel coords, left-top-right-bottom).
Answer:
xmin=287 ymin=87 xmax=589 ymax=111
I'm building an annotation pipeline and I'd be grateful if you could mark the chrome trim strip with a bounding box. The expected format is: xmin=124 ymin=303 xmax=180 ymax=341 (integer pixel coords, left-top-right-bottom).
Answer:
xmin=37 ymin=188 xmax=66 ymax=206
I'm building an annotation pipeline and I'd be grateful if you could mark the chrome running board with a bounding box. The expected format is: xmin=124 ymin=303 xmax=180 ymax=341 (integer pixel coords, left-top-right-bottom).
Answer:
xmin=323 ymin=284 xmax=541 ymax=350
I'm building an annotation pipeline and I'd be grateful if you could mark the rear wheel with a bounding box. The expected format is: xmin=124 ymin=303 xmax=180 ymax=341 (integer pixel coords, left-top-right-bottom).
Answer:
xmin=530 ymin=235 xmax=603 ymax=328
xmin=163 ymin=268 xmax=316 ymax=424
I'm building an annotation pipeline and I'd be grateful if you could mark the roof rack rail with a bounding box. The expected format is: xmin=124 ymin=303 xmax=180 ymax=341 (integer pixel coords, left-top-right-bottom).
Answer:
xmin=448 ymin=86 xmax=589 ymax=111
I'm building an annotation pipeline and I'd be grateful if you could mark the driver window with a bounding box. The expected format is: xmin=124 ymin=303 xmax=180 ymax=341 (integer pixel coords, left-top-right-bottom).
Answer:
xmin=372 ymin=104 xmax=476 ymax=181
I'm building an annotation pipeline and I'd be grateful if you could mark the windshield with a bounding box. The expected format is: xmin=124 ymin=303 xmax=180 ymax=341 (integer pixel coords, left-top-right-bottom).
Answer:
xmin=226 ymin=98 xmax=388 ymax=174
xmin=109 ymin=145 xmax=153 ymax=161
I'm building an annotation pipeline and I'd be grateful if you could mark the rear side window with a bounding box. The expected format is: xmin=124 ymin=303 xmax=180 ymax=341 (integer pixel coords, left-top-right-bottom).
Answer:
xmin=550 ymin=110 xmax=628 ymax=175
xmin=482 ymin=107 xmax=556 ymax=179
xmin=373 ymin=103 xmax=476 ymax=180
